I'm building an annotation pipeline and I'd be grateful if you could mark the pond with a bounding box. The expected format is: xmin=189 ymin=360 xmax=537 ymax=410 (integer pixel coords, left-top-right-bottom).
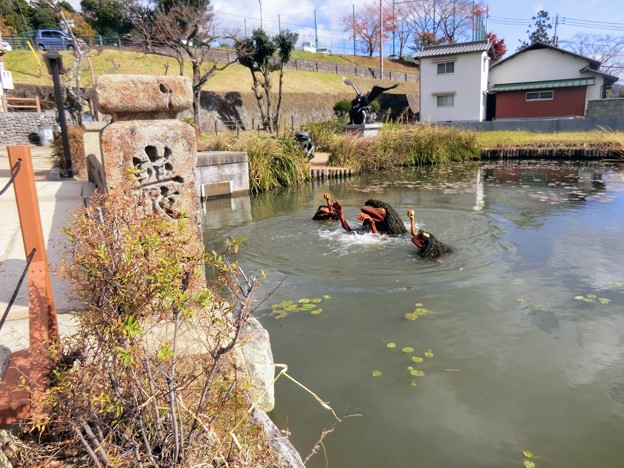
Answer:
xmin=201 ymin=160 xmax=624 ymax=468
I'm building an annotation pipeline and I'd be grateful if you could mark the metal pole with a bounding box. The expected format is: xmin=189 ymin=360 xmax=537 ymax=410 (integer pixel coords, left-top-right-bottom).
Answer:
xmin=48 ymin=56 xmax=74 ymax=178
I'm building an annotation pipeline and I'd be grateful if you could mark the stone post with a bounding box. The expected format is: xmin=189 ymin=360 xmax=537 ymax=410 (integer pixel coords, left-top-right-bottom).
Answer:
xmin=94 ymin=75 xmax=200 ymax=227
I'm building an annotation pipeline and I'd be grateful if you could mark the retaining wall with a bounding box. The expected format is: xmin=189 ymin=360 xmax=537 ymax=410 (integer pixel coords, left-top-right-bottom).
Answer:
xmin=0 ymin=110 xmax=57 ymax=145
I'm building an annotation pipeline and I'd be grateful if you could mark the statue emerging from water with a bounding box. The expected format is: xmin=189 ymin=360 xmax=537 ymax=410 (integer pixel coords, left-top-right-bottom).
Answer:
xmin=407 ymin=209 xmax=452 ymax=259
xmin=342 ymin=77 xmax=399 ymax=125
xmin=316 ymin=193 xmax=406 ymax=236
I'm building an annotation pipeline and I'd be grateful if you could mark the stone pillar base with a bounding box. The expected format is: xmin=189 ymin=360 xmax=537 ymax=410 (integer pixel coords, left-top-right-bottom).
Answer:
xmin=342 ymin=123 xmax=383 ymax=137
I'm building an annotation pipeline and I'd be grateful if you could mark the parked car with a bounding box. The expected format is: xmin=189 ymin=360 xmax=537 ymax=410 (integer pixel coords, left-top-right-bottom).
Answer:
xmin=36 ymin=29 xmax=84 ymax=51
xmin=317 ymin=48 xmax=331 ymax=54
xmin=301 ymin=41 xmax=316 ymax=53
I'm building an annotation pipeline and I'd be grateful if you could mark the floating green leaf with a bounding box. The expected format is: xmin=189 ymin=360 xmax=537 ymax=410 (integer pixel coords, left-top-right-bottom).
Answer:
xmin=410 ymin=380 xmax=418 ymax=387
xmin=516 ymin=298 xmax=529 ymax=303
xmin=599 ymin=297 xmax=611 ymax=304
xmin=424 ymin=349 xmax=434 ymax=358
xmin=371 ymin=370 xmax=382 ymax=377
xmin=270 ymin=294 xmax=332 ymax=318
xmin=386 ymin=342 xmax=397 ymax=349
xmin=402 ymin=347 xmax=414 ymax=354
xmin=523 ymin=450 xmax=534 ymax=458
xmin=587 ymin=293 xmax=597 ymax=299
xmin=410 ymin=369 xmax=425 ymax=377
xmin=323 ymin=295 xmax=332 ymax=299
xmin=411 ymin=356 xmax=424 ymax=363
xmin=524 ymin=462 xmax=535 ymax=468
xmin=574 ymin=296 xmax=584 ymax=300
xmin=404 ymin=303 xmax=432 ymax=321
xmin=606 ymin=282 xmax=623 ymax=289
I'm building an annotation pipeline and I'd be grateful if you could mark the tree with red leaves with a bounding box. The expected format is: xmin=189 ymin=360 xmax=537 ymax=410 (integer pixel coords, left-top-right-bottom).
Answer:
xmin=341 ymin=1 xmax=396 ymax=57
xmin=486 ymin=32 xmax=507 ymax=63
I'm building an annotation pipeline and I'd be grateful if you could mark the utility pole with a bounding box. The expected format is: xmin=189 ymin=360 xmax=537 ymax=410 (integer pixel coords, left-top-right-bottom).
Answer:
xmin=353 ymin=4 xmax=356 ymax=55
xmin=314 ymin=9 xmax=318 ymax=50
xmin=259 ymin=0 xmax=263 ymax=29
xmin=379 ymin=0 xmax=383 ymax=79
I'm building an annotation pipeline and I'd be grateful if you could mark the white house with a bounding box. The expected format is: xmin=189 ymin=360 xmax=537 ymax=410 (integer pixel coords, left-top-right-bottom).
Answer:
xmin=414 ymin=40 xmax=492 ymax=122
xmin=488 ymin=42 xmax=618 ymax=119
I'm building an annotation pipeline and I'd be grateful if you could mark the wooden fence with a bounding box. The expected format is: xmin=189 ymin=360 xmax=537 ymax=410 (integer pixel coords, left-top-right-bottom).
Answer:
xmin=1 ymin=96 xmax=41 ymax=112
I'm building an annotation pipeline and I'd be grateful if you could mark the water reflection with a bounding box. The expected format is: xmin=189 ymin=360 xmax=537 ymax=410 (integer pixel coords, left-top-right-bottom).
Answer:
xmin=201 ymin=160 xmax=624 ymax=468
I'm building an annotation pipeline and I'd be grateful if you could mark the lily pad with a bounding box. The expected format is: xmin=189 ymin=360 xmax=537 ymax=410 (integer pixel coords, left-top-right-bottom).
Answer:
xmin=424 ymin=349 xmax=434 ymax=358
xmin=410 ymin=369 xmax=425 ymax=377
xmin=599 ymin=297 xmax=611 ymax=304
xmin=298 ymin=298 xmax=311 ymax=303
xmin=310 ymin=308 xmax=323 ymax=315
xmin=411 ymin=356 xmax=424 ymax=363
xmin=371 ymin=370 xmax=382 ymax=377
xmin=323 ymin=295 xmax=332 ymax=299
xmin=311 ymin=298 xmax=323 ymax=304
xmin=386 ymin=342 xmax=397 ymax=349
xmin=402 ymin=347 xmax=414 ymax=354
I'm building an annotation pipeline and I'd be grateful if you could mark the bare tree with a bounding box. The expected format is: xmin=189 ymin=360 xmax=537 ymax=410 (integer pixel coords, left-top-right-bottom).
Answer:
xmin=341 ymin=1 xmax=396 ymax=57
xmin=132 ymin=2 xmax=236 ymax=132
xmin=404 ymin=0 xmax=487 ymax=51
xmin=392 ymin=1 xmax=413 ymax=58
xmin=39 ymin=0 xmax=97 ymax=123
xmin=563 ymin=33 xmax=624 ymax=80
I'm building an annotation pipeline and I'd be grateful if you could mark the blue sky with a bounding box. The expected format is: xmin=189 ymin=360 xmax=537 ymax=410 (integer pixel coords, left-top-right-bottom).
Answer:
xmin=211 ymin=0 xmax=624 ymax=57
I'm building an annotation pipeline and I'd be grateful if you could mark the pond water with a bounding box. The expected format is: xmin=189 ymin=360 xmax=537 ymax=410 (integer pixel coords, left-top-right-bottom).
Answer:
xmin=201 ymin=160 xmax=624 ymax=468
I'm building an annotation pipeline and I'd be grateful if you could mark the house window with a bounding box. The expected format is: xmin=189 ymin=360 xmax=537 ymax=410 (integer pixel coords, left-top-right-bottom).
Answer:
xmin=526 ymin=90 xmax=554 ymax=101
xmin=436 ymin=95 xmax=454 ymax=107
xmin=437 ymin=62 xmax=455 ymax=75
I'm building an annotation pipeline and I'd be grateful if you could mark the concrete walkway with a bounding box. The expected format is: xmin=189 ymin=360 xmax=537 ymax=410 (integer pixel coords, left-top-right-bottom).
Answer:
xmin=0 ymin=145 xmax=91 ymax=352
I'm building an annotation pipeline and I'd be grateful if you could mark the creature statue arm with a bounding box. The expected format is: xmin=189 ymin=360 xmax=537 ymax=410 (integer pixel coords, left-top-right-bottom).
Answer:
xmin=407 ymin=209 xmax=417 ymax=236
xmin=323 ymin=193 xmax=333 ymax=212
xmin=332 ymin=200 xmax=353 ymax=232
xmin=357 ymin=212 xmax=379 ymax=235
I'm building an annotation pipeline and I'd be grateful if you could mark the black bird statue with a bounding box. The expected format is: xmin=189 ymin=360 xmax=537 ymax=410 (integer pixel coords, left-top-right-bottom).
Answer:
xmin=342 ymin=76 xmax=399 ymax=125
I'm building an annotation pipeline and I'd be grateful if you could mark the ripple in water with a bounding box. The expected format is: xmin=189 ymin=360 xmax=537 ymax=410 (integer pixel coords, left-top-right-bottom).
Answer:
xmin=230 ymin=207 xmax=510 ymax=286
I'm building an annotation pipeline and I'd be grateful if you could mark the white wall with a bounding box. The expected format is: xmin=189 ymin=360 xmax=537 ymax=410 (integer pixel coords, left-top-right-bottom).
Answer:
xmin=419 ymin=51 xmax=490 ymax=122
xmin=489 ymin=48 xmax=607 ymax=103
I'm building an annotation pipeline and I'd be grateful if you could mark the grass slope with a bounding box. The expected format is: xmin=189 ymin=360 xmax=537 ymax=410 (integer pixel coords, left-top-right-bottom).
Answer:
xmin=3 ymin=48 xmax=420 ymax=94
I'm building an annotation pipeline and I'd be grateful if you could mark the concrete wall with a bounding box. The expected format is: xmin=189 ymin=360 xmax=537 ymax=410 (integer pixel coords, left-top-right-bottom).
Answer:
xmin=196 ymin=151 xmax=249 ymax=198
xmin=436 ymin=116 xmax=624 ymax=132
xmin=587 ymin=98 xmax=624 ymax=118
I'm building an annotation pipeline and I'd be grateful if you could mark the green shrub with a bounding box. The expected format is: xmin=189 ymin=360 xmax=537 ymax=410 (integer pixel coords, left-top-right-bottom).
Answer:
xmin=333 ymin=99 xmax=351 ymax=120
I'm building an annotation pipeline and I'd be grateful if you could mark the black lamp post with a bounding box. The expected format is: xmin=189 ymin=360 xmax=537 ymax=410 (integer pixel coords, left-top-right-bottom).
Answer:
xmin=43 ymin=51 xmax=73 ymax=178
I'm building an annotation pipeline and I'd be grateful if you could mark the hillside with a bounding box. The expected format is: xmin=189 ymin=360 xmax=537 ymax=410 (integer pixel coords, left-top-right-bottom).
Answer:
xmin=2 ymin=48 xmax=420 ymax=95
